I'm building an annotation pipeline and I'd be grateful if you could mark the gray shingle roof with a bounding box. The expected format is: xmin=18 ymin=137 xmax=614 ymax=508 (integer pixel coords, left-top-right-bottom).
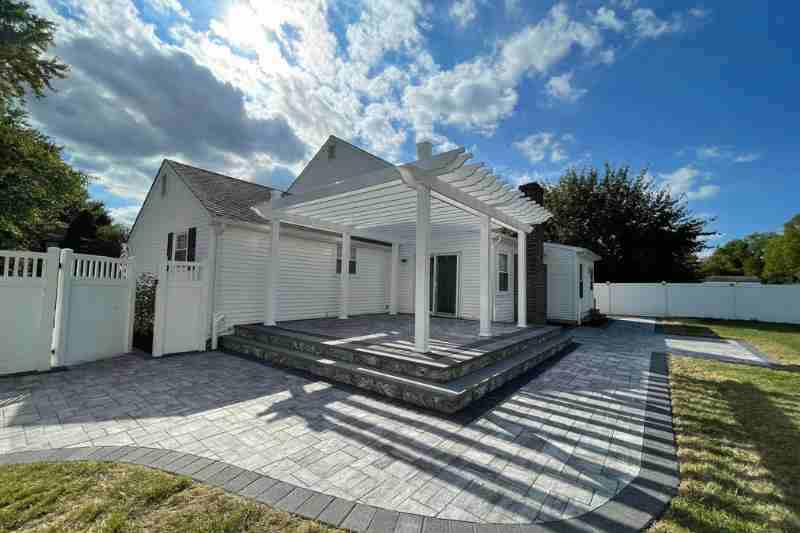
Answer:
xmin=166 ymin=160 xmax=276 ymax=225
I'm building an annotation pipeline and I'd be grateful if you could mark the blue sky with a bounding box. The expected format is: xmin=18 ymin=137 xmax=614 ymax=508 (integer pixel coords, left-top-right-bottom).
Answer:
xmin=26 ymin=0 xmax=799 ymax=253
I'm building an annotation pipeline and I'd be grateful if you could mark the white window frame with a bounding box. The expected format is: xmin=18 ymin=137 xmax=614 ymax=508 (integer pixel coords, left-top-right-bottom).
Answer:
xmin=336 ymin=244 xmax=357 ymax=274
xmin=174 ymin=230 xmax=188 ymax=262
xmin=497 ymin=252 xmax=509 ymax=293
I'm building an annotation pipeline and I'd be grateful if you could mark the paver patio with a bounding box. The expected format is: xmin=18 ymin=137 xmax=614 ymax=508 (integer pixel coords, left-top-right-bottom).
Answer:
xmin=0 ymin=318 xmax=701 ymax=525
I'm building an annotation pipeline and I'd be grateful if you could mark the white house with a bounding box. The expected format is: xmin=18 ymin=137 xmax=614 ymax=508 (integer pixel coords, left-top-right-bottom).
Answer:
xmin=127 ymin=136 xmax=552 ymax=353
xmin=543 ymin=242 xmax=601 ymax=324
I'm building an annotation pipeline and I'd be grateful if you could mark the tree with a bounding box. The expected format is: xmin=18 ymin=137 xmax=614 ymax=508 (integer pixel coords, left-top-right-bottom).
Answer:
xmin=0 ymin=0 xmax=68 ymax=104
xmin=541 ymin=165 xmax=711 ymax=282
xmin=0 ymin=1 xmax=121 ymax=253
xmin=701 ymin=232 xmax=774 ymax=279
xmin=763 ymin=214 xmax=800 ymax=283
xmin=0 ymin=107 xmax=88 ymax=249
xmin=61 ymin=201 xmax=127 ymax=256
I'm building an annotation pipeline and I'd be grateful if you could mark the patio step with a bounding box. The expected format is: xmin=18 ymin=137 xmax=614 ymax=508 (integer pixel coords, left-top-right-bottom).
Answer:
xmin=218 ymin=331 xmax=574 ymax=414
xmin=233 ymin=323 xmax=564 ymax=383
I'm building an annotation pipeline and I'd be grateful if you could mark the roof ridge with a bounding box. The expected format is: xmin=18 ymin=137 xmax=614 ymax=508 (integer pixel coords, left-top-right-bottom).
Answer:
xmin=328 ymin=135 xmax=394 ymax=167
xmin=165 ymin=159 xmax=284 ymax=193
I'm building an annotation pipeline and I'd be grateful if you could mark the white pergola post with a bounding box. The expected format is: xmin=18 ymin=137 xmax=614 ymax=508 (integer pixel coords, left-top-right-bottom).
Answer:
xmin=389 ymin=242 xmax=399 ymax=315
xmin=265 ymin=219 xmax=281 ymax=326
xmin=517 ymin=230 xmax=527 ymax=327
xmin=414 ymin=186 xmax=431 ymax=352
xmin=339 ymin=232 xmax=351 ymax=319
xmin=479 ymin=214 xmax=492 ymax=337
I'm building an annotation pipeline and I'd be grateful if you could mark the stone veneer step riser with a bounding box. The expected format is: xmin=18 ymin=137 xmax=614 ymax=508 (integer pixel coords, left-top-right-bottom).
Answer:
xmin=233 ymin=325 xmax=563 ymax=383
xmin=219 ymin=334 xmax=572 ymax=414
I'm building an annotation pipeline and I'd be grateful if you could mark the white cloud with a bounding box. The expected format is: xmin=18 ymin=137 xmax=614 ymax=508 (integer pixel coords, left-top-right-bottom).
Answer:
xmin=695 ymin=145 xmax=761 ymax=163
xmin=26 ymin=0 xmax=709 ymax=210
xmin=733 ymin=152 xmax=761 ymax=163
xmin=632 ymin=8 xmax=683 ymax=39
xmin=146 ymin=0 xmax=191 ymax=20
xmin=499 ymin=4 xmax=602 ymax=82
xmin=593 ymin=7 xmax=625 ymax=32
xmin=545 ymin=72 xmax=587 ymax=102
xmin=689 ymin=7 xmax=711 ymax=19
xmin=108 ymin=205 xmax=141 ymax=226
xmin=450 ymin=0 xmax=477 ymax=28
xmin=659 ymin=165 xmax=720 ymax=200
xmin=611 ymin=0 xmax=637 ymax=10
xmin=405 ymin=3 xmax=606 ymax=135
xmin=513 ymin=132 xmax=568 ymax=164
xmin=697 ymin=145 xmax=723 ymax=159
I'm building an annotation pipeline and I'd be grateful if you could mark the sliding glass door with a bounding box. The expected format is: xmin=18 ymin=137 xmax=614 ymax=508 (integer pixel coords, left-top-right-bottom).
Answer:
xmin=429 ymin=254 xmax=459 ymax=317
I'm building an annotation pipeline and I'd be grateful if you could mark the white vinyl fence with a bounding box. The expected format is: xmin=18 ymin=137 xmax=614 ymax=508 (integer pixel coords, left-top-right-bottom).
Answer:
xmin=152 ymin=260 xmax=209 ymax=357
xmin=0 ymin=249 xmax=60 ymax=374
xmin=0 ymin=248 xmax=136 ymax=376
xmin=596 ymin=283 xmax=800 ymax=324
xmin=53 ymin=250 xmax=136 ymax=367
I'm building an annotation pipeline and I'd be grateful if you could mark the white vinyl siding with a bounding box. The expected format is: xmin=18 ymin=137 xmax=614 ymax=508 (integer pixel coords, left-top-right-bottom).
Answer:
xmin=493 ymin=238 xmax=515 ymax=322
xmin=544 ymin=245 xmax=575 ymax=322
xmin=278 ymin=233 xmax=389 ymax=321
xmin=350 ymin=246 xmax=389 ymax=315
xmin=127 ymin=166 xmax=210 ymax=275
xmin=278 ymin=236 xmax=339 ymax=320
xmin=397 ymin=229 xmax=515 ymax=322
xmin=216 ymin=226 xmax=269 ymax=329
xmin=217 ymin=227 xmax=391 ymax=325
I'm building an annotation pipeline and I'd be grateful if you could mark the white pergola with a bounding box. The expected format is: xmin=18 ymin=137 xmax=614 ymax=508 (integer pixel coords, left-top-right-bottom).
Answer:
xmin=259 ymin=143 xmax=552 ymax=353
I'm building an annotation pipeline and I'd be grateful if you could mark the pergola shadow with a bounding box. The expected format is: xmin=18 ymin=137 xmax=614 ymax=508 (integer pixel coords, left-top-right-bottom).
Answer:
xmin=0 ymin=345 xmax=674 ymax=526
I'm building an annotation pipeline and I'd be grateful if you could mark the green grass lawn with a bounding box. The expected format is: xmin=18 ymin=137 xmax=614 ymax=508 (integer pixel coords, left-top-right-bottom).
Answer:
xmin=650 ymin=319 xmax=800 ymax=533
xmin=0 ymin=461 xmax=341 ymax=533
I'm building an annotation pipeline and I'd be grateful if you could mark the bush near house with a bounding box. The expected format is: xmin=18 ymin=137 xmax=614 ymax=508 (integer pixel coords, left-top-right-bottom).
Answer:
xmin=133 ymin=273 xmax=157 ymax=353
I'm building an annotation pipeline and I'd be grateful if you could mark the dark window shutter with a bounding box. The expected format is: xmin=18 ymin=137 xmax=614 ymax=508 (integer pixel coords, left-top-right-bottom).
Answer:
xmin=579 ymin=263 xmax=584 ymax=298
xmin=187 ymin=227 xmax=197 ymax=261
xmin=349 ymin=260 xmax=356 ymax=274
xmin=166 ymin=232 xmax=174 ymax=260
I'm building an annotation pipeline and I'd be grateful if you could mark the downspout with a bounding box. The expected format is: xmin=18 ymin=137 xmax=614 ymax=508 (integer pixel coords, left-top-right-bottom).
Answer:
xmin=576 ymin=252 xmax=582 ymax=326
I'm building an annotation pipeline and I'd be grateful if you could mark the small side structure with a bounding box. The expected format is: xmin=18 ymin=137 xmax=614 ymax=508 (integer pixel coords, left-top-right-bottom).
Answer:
xmin=543 ymin=242 xmax=601 ymax=325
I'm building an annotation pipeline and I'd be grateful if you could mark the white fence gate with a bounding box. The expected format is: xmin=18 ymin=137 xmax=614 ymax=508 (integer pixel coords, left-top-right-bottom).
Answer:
xmin=596 ymin=282 xmax=800 ymax=324
xmin=0 ymin=248 xmax=136 ymax=376
xmin=0 ymin=249 xmax=60 ymax=374
xmin=152 ymin=260 xmax=208 ymax=357
xmin=53 ymin=250 xmax=136 ymax=367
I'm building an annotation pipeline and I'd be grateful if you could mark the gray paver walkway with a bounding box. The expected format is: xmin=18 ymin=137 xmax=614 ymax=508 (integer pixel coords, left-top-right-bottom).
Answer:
xmin=1 ymin=318 xmax=670 ymax=525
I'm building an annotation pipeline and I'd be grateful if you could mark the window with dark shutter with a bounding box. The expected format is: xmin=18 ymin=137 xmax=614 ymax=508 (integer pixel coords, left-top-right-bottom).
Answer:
xmin=187 ymin=227 xmax=197 ymax=261
xmin=579 ymin=263 xmax=584 ymax=299
xmin=336 ymin=244 xmax=356 ymax=274
xmin=166 ymin=232 xmax=174 ymax=260
xmin=173 ymin=231 xmax=188 ymax=261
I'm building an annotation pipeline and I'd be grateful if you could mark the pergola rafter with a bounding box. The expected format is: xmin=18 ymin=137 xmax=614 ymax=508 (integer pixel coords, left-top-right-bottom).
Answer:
xmin=264 ymin=143 xmax=552 ymax=353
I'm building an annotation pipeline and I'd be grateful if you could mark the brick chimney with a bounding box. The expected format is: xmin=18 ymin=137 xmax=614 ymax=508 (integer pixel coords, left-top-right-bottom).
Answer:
xmin=416 ymin=141 xmax=433 ymax=160
xmin=519 ymin=182 xmax=547 ymax=324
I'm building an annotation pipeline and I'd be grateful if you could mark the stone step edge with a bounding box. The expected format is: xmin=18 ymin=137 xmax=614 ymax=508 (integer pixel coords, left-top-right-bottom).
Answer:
xmin=241 ymin=324 xmax=563 ymax=363
xmin=234 ymin=324 xmax=565 ymax=382
xmin=220 ymin=332 xmax=573 ymax=399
